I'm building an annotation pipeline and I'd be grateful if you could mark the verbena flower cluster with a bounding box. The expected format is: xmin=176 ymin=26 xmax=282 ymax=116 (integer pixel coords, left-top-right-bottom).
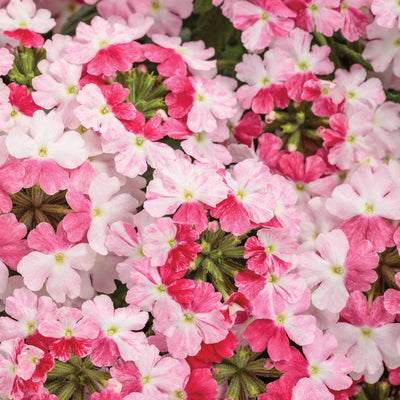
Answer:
xmin=0 ymin=0 xmax=400 ymax=399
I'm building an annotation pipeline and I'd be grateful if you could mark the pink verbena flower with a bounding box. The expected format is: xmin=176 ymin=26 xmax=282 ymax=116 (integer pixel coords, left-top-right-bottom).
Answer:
xmin=339 ymin=0 xmax=370 ymax=42
xmin=328 ymin=291 xmax=400 ymax=383
xmin=63 ymin=173 xmax=138 ymax=255
xmin=211 ymin=159 xmax=276 ymax=236
xmin=143 ymin=34 xmax=216 ymax=78
xmin=371 ymin=0 xmax=400 ymax=29
xmin=126 ymin=260 xmax=195 ymax=321
xmin=244 ymin=290 xmax=317 ymax=361
xmin=38 ymin=306 xmax=99 ymax=361
xmin=322 ymin=112 xmax=375 ymax=169
xmin=232 ymin=0 xmax=296 ymax=52
xmin=278 ymin=152 xmax=336 ymax=203
xmin=142 ymin=217 xmax=202 ymax=272
xmin=165 ymin=75 xmax=237 ymax=133
xmin=297 ymin=229 xmax=378 ymax=313
xmin=144 ymin=156 xmax=228 ymax=232
xmin=363 ymin=22 xmax=400 ymax=77
xmin=5 ymin=82 xmax=41 ymax=134
xmin=32 ymin=59 xmax=82 ymax=129
xmin=235 ymin=49 xmax=294 ymax=114
xmin=75 ymin=82 xmax=139 ymax=141
xmin=101 ymin=115 xmax=175 ymax=178
xmin=334 ymin=64 xmax=385 ymax=113
xmin=244 ymin=228 xmax=297 ymax=275
xmin=153 ymin=281 xmax=230 ymax=359
xmin=0 ymin=0 xmax=55 ymax=47
xmin=326 ymin=164 xmax=400 ymax=251
xmin=275 ymin=330 xmax=353 ymax=400
xmin=0 ymin=47 xmax=14 ymax=75
xmin=0 ymin=338 xmax=52 ymax=400
xmin=272 ymin=28 xmax=334 ymax=102
xmin=133 ymin=0 xmax=193 ymax=36
xmin=17 ymin=223 xmax=97 ymax=303
xmin=81 ymin=295 xmax=148 ymax=366
xmin=286 ymin=0 xmax=343 ymax=36
xmin=66 ymin=16 xmax=145 ymax=76
xmin=0 ymin=287 xmax=55 ymax=341
xmin=301 ymin=77 xmax=346 ymax=117
xmin=6 ymin=109 xmax=88 ymax=194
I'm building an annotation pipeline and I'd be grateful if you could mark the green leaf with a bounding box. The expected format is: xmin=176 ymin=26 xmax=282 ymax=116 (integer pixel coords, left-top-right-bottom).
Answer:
xmin=194 ymin=0 xmax=213 ymax=14
xmin=60 ymin=5 xmax=98 ymax=36
xmin=385 ymin=89 xmax=400 ymax=103
xmin=192 ymin=7 xmax=235 ymax=56
xmin=328 ymin=39 xmax=373 ymax=71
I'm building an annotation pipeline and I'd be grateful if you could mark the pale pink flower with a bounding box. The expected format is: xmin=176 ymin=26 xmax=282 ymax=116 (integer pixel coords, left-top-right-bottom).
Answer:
xmin=371 ymin=0 xmax=400 ymax=29
xmin=101 ymin=116 xmax=175 ymax=178
xmin=235 ymin=50 xmax=294 ymax=114
xmin=132 ymin=0 xmax=193 ymax=36
xmin=334 ymin=64 xmax=385 ymax=113
xmin=122 ymin=345 xmax=189 ymax=400
xmin=74 ymin=83 xmax=138 ymax=141
xmin=297 ymin=229 xmax=378 ymax=313
xmin=232 ymin=0 xmax=296 ymax=52
xmin=0 ymin=0 xmax=55 ymax=47
xmin=180 ymin=121 xmax=233 ymax=167
xmin=328 ymin=291 xmax=400 ymax=383
xmin=66 ymin=16 xmax=144 ymax=76
xmin=339 ymin=0 xmax=370 ymax=42
xmin=6 ymin=109 xmax=88 ymax=194
xmin=0 ymin=287 xmax=55 ymax=341
xmin=326 ymin=164 xmax=400 ymax=251
xmin=363 ymin=22 xmax=400 ymax=77
xmin=293 ymin=330 xmax=353 ymax=399
xmin=322 ymin=112 xmax=375 ymax=169
xmin=272 ymin=28 xmax=333 ymax=74
xmin=32 ymin=60 xmax=82 ymax=129
xmin=0 ymin=47 xmax=14 ymax=75
xmin=265 ymin=173 xmax=301 ymax=236
xmin=17 ymin=223 xmax=97 ymax=303
xmin=153 ymin=281 xmax=230 ymax=359
xmin=82 ymin=295 xmax=148 ymax=366
xmin=63 ymin=173 xmax=138 ymax=255
xmin=298 ymin=197 xmax=341 ymax=252
xmin=287 ymin=0 xmax=343 ymax=36
xmin=165 ymin=75 xmax=237 ymax=133
xmin=273 ymin=28 xmax=334 ymax=102
xmin=144 ymin=34 xmax=216 ymax=77
xmin=38 ymin=306 xmax=99 ymax=361
xmin=244 ymin=228 xmax=298 ymax=275
xmin=144 ymin=156 xmax=228 ymax=232
xmin=211 ymin=159 xmax=276 ymax=236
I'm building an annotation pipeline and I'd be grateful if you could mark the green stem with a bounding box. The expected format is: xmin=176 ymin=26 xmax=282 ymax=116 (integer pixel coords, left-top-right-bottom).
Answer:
xmin=217 ymin=59 xmax=237 ymax=69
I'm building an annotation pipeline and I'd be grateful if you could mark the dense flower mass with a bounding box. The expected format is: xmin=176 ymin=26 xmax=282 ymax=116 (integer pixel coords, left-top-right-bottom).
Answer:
xmin=1 ymin=0 xmax=400 ymax=399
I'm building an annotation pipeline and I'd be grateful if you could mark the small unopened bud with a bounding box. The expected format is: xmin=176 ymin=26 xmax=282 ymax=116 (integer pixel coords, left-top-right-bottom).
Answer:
xmin=287 ymin=143 xmax=297 ymax=152
xmin=154 ymin=109 xmax=168 ymax=121
xmin=265 ymin=111 xmax=276 ymax=124
xmin=208 ymin=220 xmax=219 ymax=232
xmin=137 ymin=64 xmax=148 ymax=73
